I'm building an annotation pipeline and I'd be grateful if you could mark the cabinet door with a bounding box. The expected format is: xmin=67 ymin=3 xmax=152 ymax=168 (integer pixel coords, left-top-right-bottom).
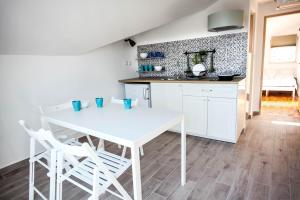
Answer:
xmin=182 ymin=96 xmax=207 ymax=136
xmin=151 ymin=83 xmax=182 ymax=132
xmin=207 ymin=97 xmax=237 ymax=142
xmin=151 ymin=83 xmax=182 ymax=111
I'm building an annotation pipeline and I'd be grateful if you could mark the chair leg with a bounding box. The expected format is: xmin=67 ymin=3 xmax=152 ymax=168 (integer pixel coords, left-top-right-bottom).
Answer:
xmin=122 ymin=146 xmax=144 ymax=158
xmin=86 ymin=135 xmax=95 ymax=148
xmin=29 ymin=160 xmax=35 ymax=200
xmin=56 ymin=152 xmax=63 ymax=200
xmin=97 ymin=139 xmax=104 ymax=150
xmin=92 ymin=168 xmax=100 ymax=200
xmin=140 ymin=146 xmax=144 ymax=156
xmin=29 ymin=138 xmax=35 ymax=200
xmin=121 ymin=146 xmax=127 ymax=158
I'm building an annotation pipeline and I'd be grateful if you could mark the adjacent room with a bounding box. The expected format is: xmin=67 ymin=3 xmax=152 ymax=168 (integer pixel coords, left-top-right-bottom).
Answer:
xmin=0 ymin=0 xmax=300 ymax=200
xmin=261 ymin=12 xmax=300 ymax=114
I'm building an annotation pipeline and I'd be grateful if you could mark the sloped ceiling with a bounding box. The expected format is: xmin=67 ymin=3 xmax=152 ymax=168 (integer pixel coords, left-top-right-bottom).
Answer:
xmin=0 ymin=0 xmax=217 ymax=55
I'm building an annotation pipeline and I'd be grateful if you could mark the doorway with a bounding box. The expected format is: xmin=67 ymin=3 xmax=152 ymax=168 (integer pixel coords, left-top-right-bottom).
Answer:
xmin=260 ymin=12 xmax=300 ymax=115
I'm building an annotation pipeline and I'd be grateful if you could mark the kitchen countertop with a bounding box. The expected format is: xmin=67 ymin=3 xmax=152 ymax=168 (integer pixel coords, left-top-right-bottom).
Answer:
xmin=119 ymin=77 xmax=245 ymax=84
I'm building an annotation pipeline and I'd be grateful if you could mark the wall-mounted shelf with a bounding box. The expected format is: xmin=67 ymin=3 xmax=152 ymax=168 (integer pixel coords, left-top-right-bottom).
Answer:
xmin=136 ymin=57 xmax=165 ymax=61
xmin=138 ymin=70 xmax=165 ymax=73
xmin=138 ymin=67 xmax=165 ymax=73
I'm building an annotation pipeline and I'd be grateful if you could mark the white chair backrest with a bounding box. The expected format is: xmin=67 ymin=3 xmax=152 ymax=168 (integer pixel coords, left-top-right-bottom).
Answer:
xmin=39 ymin=99 xmax=89 ymax=130
xmin=19 ymin=120 xmax=82 ymax=167
xmin=39 ymin=99 xmax=89 ymax=114
xmin=111 ymin=97 xmax=138 ymax=107
xmin=18 ymin=120 xmax=54 ymax=151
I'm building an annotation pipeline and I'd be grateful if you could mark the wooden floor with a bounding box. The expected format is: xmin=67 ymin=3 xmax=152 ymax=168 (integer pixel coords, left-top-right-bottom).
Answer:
xmin=1 ymin=107 xmax=300 ymax=200
xmin=261 ymin=92 xmax=298 ymax=110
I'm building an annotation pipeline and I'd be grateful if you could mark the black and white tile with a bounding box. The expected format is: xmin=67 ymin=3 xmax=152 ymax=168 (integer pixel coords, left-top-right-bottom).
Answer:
xmin=137 ymin=32 xmax=248 ymax=78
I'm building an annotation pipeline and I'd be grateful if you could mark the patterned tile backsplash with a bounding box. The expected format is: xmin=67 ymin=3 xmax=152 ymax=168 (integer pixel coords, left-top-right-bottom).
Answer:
xmin=137 ymin=32 xmax=248 ymax=78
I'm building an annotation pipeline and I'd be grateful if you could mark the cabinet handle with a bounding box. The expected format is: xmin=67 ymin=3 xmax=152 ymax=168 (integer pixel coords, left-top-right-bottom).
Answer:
xmin=201 ymin=89 xmax=213 ymax=92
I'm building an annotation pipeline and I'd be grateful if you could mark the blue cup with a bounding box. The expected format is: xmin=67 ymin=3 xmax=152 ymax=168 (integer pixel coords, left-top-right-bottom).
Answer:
xmin=123 ymin=98 xmax=132 ymax=110
xmin=95 ymin=97 xmax=104 ymax=108
xmin=138 ymin=65 xmax=144 ymax=72
xmin=72 ymin=100 xmax=81 ymax=112
xmin=149 ymin=65 xmax=154 ymax=71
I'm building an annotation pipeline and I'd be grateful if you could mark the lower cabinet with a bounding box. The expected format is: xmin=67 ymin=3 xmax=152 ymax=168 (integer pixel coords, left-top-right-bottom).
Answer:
xmin=151 ymin=82 xmax=245 ymax=143
xmin=182 ymin=96 xmax=207 ymax=136
xmin=206 ymin=97 xmax=237 ymax=142
xmin=151 ymin=83 xmax=182 ymax=132
xmin=183 ymin=96 xmax=237 ymax=142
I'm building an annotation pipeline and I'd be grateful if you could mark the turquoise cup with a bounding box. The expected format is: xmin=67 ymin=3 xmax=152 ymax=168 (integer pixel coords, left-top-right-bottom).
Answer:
xmin=72 ymin=100 xmax=81 ymax=112
xmin=123 ymin=98 xmax=132 ymax=110
xmin=95 ymin=97 xmax=104 ymax=108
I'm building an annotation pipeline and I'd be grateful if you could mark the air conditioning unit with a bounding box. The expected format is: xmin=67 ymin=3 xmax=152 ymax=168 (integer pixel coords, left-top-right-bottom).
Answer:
xmin=274 ymin=0 xmax=300 ymax=9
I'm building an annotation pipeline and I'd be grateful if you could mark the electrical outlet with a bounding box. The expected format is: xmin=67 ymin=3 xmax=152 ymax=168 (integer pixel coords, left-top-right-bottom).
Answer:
xmin=125 ymin=61 xmax=132 ymax=66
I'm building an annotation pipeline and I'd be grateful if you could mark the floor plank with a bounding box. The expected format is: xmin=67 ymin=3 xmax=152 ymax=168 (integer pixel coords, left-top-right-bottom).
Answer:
xmin=206 ymin=182 xmax=230 ymax=200
xmin=247 ymin=181 xmax=269 ymax=200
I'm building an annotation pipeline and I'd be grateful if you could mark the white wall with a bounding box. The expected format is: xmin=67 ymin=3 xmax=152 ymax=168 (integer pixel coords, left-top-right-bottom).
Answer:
xmin=128 ymin=0 xmax=250 ymax=71
xmin=0 ymin=41 xmax=137 ymax=169
xmin=252 ymin=2 xmax=300 ymax=112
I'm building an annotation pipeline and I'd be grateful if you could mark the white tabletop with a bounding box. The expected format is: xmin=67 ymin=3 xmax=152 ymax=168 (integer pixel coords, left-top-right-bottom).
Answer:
xmin=43 ymin=104 xmax=183 ymax=148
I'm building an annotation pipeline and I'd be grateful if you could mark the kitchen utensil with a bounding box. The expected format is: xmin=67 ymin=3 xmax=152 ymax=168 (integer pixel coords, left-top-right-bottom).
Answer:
xmin=95 ymin=97 xmax=104 ymax=108
xmin=217 ymin=74 xmax=240 ymax=81
xmin=123 ymin=98 xmax=132 ymax=109
xmin=140 ymin=53 xmax=148 ymax=59
xmin=149 ymin=65 xmax=154 ymax=71
xmin=154 ymin=51 xmax=164 ymax=57
xmin=192 ymin=63 xmax=206 ymax=76
xmin=72 ymin=100 xmax=81 ymax=112
xmin=148 ymin=52 xmax=154 ymax=58
xmin=154 ymin=66 xmax=163 ymax=71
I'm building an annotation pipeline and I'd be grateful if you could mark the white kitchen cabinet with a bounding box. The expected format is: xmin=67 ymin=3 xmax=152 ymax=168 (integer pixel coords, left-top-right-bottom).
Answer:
xmin=151 ymin=83 xmax=182 ymax=131
xmin=150 ymin=81 xmax=245 ymax=143
xmin=182 ymin=96 xmax=207 ymax=136
xmin=207 ymin=97 xmax=237 ymax=141
xmin=151 ymin=83 xmax=182 ymax=111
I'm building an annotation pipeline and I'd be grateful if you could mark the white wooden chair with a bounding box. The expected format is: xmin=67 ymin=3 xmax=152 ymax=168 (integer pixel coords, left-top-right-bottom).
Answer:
xmin=39 ymin=99 xmax=95 ymax=148
xmin=19 ymin=120 xmax=132 ymax=200
xmin=97 ymin=97 xmax=144 ymax=157
xmin=55 ymin=139 xmax=132 ymax=200
xmin=18 ymin=120 xmax=82 ymax=200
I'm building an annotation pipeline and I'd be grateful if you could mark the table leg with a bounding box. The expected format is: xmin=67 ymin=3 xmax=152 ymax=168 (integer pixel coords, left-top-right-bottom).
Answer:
xmin=181 ymin=116 xmax=186 ymax=186
xmin=131 ymin=145 xmax=142 ymax=200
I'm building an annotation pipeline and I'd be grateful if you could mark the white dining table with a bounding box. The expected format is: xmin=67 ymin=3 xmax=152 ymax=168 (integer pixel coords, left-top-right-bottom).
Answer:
xmin=43 ymin=103 xmax=186 ymax=200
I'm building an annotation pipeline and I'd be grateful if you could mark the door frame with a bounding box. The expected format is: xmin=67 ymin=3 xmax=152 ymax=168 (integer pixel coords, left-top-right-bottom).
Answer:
xmin=246 ymin=12 xmax=256 ymax=118
xmin=258 ymin=10 xmax=300 ymax=112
